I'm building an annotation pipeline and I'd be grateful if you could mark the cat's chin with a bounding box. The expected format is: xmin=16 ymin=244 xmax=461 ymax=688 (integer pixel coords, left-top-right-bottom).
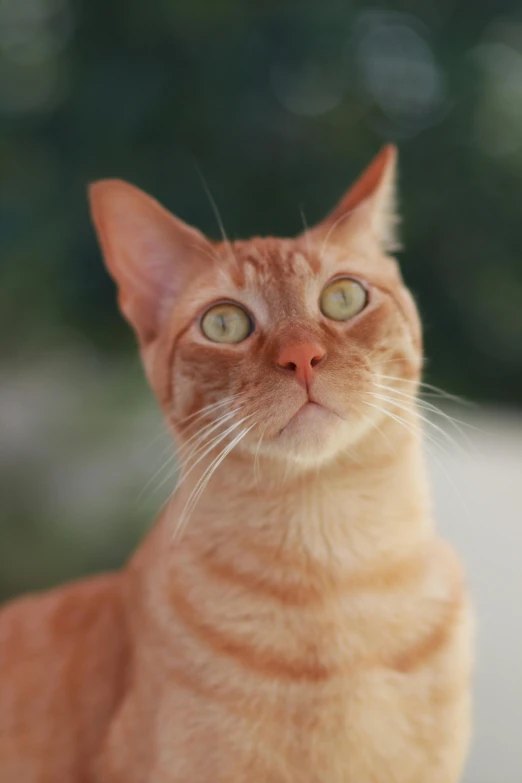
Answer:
xmin=263 ymin=402 xmax=353 ymax=467
xmin=278 ymin=401 xmax=341 ymax=437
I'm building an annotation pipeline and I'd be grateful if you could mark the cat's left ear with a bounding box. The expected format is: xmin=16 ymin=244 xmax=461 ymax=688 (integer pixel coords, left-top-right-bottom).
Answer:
xmin=311 ymin=145 xmax=399 ymax=252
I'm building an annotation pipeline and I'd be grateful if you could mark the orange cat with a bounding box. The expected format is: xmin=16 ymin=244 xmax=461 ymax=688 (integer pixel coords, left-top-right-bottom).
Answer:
xmin=0 ymin=146 xmax=472 ymax=782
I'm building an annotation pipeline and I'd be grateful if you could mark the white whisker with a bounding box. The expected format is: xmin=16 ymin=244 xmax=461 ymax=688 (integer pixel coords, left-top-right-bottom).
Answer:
xmin=361 ymin=400 xmax=423 ymax=442
xmin=378 ymin=374 xmax=470 ymax=406
xmin=367 ymin=392 xmax=466 ymax=456
xmin=175 ymin=414 xmax=255 ymax=493
xmin=360 ymin=398 xmax=452 ymax=462
xmin=194 ymin=163 xmax=237 ymax=266
xmin=177 ymin=408 xmax=243 ymax=462
xmin=138 ymin=402 xmax=243 ymax=503
xmin=357 ymin=406 xmax=395 ymax=454
xmin=176 ymin=395 xmax=242 ymax=428
xmin=137 ymin=447 xmax=177 ymax=503
xmin=300 ymin=206 xmax=312 ymax=257
xmin=319 ymin=207 xmax=357 ymax=261
xmin=254 ymin=423 xmax=269 ymax=484
xmin=361 ymin=400 xmax=470 ymax=518
xmin=370 ymin=395 xmax=457 ymax=462
xmin=372 ymin=382 xmax=478 ymax=447
xmin=173 ymin=422 xmax=256 ymax=541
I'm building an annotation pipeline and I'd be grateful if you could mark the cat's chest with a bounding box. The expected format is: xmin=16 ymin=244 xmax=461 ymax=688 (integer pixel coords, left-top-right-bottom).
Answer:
xmin=105 ymin=545 xmax=467 ymax=783
xmin=142 ymin=663 xmax=453 ymax=783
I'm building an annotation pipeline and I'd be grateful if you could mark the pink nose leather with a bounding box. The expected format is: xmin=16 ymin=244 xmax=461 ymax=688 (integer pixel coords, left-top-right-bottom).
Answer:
xmin=277 ymin=342 xmax=326 ymax=389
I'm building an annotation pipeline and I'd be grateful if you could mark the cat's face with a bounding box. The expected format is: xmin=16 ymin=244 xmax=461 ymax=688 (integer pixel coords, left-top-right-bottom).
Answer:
xmin=164 ymin=236 xmax=420 ymax=467
xmin=90 ymin=146 xmax=422 ymax=469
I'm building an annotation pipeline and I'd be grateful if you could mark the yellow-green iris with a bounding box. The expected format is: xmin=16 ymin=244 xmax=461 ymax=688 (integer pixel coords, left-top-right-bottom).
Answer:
xmin=320 ymin=278 xmax=367 ymax=321
xmin=201 ymin=303 xmax=252 ymax=344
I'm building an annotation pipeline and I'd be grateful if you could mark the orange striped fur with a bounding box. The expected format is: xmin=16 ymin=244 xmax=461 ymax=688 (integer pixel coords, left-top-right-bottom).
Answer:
xmin=0 ymin=146 xmax=472 ymax=782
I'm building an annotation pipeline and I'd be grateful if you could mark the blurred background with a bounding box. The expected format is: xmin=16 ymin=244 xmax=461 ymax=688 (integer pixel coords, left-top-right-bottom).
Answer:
xmin=0 ymin=1 xmax=521 ymax=781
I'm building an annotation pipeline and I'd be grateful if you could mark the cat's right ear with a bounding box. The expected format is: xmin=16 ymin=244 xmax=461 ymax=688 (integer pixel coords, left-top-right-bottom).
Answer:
xmin=310 ymin=145 xmax=400 ymax=253
xmin=88 ymin=180 xmax=211 ymax=345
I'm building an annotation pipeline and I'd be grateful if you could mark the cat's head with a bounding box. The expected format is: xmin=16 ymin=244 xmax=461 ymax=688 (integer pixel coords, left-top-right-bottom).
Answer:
xmin=89 ymin=146 xmax=421 ymax=470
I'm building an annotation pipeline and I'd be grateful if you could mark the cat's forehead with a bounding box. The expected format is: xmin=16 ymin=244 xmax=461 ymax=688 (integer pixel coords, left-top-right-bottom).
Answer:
xmin=227 ymin=237 xmax=320 ymax=288
xmin=213 ymin=235 xmax=391 ymax=291
xmin=215 ymin=237 xmax=324 ymax=318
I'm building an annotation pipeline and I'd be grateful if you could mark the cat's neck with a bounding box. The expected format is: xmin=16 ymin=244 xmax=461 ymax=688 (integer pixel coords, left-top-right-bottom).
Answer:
xmin=153 ymin=431 xmax=432 ymax=579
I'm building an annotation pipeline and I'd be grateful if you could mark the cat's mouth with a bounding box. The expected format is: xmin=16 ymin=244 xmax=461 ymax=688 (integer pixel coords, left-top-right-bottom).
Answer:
xmin=277 ymin=400 xmax=343 ymax=437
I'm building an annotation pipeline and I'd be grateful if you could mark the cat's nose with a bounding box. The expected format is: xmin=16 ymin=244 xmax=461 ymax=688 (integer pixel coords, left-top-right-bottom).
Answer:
xmin=276 ymin=342 xmax=326 ymax=389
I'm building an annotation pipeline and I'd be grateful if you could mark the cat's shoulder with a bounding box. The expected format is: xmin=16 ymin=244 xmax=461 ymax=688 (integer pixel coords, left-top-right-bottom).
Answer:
xmin=0 ymin=571 xmax=125 ymax=656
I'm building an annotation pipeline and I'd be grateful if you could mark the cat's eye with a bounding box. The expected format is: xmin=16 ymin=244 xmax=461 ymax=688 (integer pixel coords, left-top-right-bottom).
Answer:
xmin=200 ymin=303 xmax=253 ymax=344
xmin=320 ymin=278 xmax=368 ymax=322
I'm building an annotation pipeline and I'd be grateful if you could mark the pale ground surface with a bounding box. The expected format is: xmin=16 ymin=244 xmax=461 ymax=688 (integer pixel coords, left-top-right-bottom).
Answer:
xmin=0 ymin=353 xmax=521 ymax=782
xmin=428 ymin=406 xmax=522 ymax=783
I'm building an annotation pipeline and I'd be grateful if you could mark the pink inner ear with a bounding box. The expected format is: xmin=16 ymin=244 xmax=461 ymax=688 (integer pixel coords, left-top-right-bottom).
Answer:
xmin=89 ymin=179 xmax=211 ymax=345
xmin=325 ymin=144 xmax=397 ymax=224
xmin=309 ymin=144 xmax=399 ymax=251
xmin=335 ymin=145 xmax=397 ymax=216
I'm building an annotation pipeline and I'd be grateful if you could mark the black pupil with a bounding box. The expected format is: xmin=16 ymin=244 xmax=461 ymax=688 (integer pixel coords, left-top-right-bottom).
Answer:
xmin=336 ymin=286 xmax=350 ymax=307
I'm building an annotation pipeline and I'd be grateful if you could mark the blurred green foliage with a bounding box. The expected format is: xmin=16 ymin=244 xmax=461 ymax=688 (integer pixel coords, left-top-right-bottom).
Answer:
xmin=1 ymin=0 xmax=522 ymax=404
